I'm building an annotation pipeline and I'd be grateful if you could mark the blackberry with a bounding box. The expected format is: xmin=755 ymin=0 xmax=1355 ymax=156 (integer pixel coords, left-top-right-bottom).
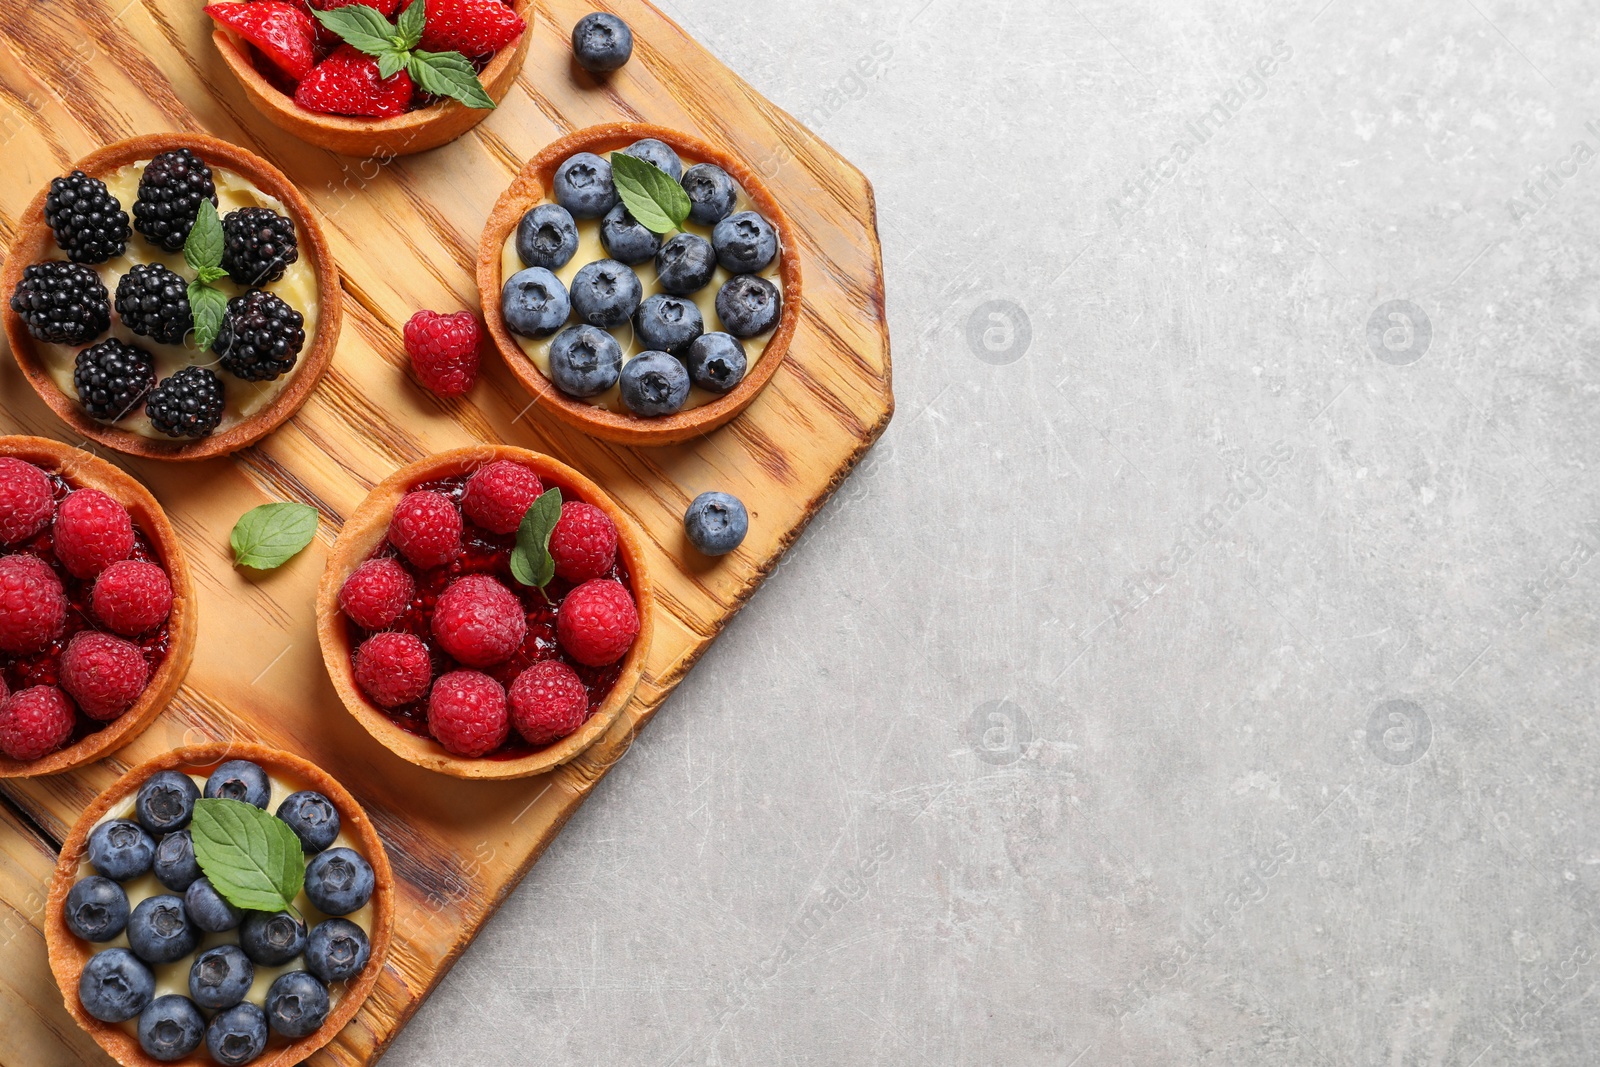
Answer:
xmin=114 ymin=263 xmax=192 ymax=346
xmin=9 ymin=261 xmax=111 ymax=345
xmin=44 ymin=170 xmax=130 ymax=265
xmin=145 ymin=366 xmax=225 ymax=439
xmin=132 ymin=149 xmax=217 ymax=253
xmin=214 ymin=290 xmax=304 ymax=382
xmin=221 ymin=207 xmax=298 ymax=286
xmin=74 ymin=339 xmax=156 ymax=422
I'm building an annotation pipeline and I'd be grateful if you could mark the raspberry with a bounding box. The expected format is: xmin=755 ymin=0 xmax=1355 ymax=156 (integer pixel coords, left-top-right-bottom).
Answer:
xmin=556 ymin=579 xmax=639 ymax=667
xmin=0 ymin=458 xmax=56 ymax=545
xmin=338 ymin=558 xmax=414 ymax=631
xmin=461 ymin=461 xmax=542 ymax=535
xmin=60 ymin=632 xmax=149 ymax=721
xmin=92 ymin=559 xmax=173 ymax=636
xmin=0 ymin=685 xmax=75 ymax=761
xmin=432 ymin=575 xmax=527 ymax=667
xmin=427 ymin=671 xmax=508 ymax=757
xmin=388 ymin=491 xmax=462 ymax=570
xmin=404 ymin=310 xmax=480 ymax=398
xmin=0 ymin=554 xmax=67 ymax=654
xmin=353 ymin=632 xmax=432 ymax=708
xmin=549 ymin=501 xmax=618 ymax=583
xmin=509 ymin=660 xmax=590 ymax=746
xmin=53 ymin=488 xmax=134 ymax=579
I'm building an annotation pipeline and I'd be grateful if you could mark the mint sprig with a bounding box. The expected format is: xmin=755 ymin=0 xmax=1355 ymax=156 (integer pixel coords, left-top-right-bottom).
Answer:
xmin=610 ymin=152 xmax=692 ymax=235
xmin=183 ymin=200 xmax=230 ymax=351
xmin=191 ymin=798 xmax=306 ymax=913
xmin=315 ymin=0 xmax=496 ymax=110
xmin=231 ymin=502 xmax=319 ymax=570
xmin=509 ymin=487 xmax=562 ymax=591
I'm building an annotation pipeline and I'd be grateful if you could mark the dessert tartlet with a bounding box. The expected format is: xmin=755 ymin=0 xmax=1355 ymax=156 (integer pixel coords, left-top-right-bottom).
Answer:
xmin=0 ymin=436 xmax=195 ymax=777
xmin=316 ymin=445 xmax=653 ymax=779
xmin=1 ymin=133 xmax=342 ymax=460
xmin=477 ymin=123 xmax=804 ymax=446
xmin=46 ymin=743 xmax=394 ymax=1067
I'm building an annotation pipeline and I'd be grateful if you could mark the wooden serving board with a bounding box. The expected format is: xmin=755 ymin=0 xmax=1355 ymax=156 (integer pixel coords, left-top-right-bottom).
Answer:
xmin=0 ymin=1 xmax=893 ymax=1063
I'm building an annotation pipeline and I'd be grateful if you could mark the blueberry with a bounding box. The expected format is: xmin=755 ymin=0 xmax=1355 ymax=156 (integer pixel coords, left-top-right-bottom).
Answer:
xmin=682 ymin=163 xmax=738 ymax=226
xmin=552 ymin=152 xmax=617 ymax=219
xmin=189 ymin=944 xmax=255 ymax=1010
xmin=618 ymin=351 xmax=691 ymax=417
xmin=711 ymin=211 xmax=778 ymax=275
xmin=135 ymin=771 xmax=199 ymax=834
xmin=138 ymin=994 xmax=205 ymax=1062
xmin=515 ymin=203 xmax=579 ymax=270
xmin=277 ymin=790 xmax=341 ymax=853
xmin=548 ymin=325 xmax=623 ymax=398
xmin=684 ymin=491 xmax=749 ymax=556
xmin=88 ymin=819 xmax=155 ymax=881
xmin=685 ymin=333 xmax=748 ymax=394
xmin=185 ymin=876 xmax=243 ymax=932
xmin=622 ymin=138 xmax=683 ymax=181
xmin=127 ymin=894 xmax=199 ymax=965
xmin=240 ymin=910 xmax=307 ymax=966
xmin=305 ymin=918 xmax=371 ymax=983
xmin=79 ymin=948 xmax=155 ymax=1023
xmin=570 ymin=259 xmax=642 ymax=328
xmin=716 ymin=274 xmax=781 ymax=338
xmin=305 ymin=847 xmax=375 ymax=916
xmin=502 ymin=267 xmax=571 ymax=339
xmin=265 ymin=970 xmax=330 ymax=1039
xmin=634 ymin=294 xmax=703 ymax=355
xmin=206 ymin=1002 xmax=268 ymax=1067
xmin=204 ymin=759 xmax=271 ymax=808
xmin=654 ymin=233 xmax=717 ymax=296
xmin=65 ymin=876 xmax=130 ymax=942
xmin=152 ymin=829 xmax=201 ymax=892
xmin=599 ymin=204 xmax=661 ymax=266
xmin=571 ymin=12 xmax=633 ymax=73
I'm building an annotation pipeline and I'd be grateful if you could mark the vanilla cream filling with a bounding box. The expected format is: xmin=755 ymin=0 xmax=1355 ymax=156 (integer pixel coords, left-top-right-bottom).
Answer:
xmin=37 ymin=161 xmax=321 ymax=440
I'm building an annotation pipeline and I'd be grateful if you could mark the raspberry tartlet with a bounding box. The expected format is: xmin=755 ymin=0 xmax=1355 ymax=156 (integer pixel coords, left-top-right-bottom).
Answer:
xmin=317 ymin=446 xmax=653 ymax=779
xmin=477 ymin=123 xmax=804 ymax=445
xmin=0 ymin=437 xmax=195 ymax=777
xmin=1 ymin=134 xmax=342 ymax=460
xmin=45 ymin=743 xmax=394 ymax=1067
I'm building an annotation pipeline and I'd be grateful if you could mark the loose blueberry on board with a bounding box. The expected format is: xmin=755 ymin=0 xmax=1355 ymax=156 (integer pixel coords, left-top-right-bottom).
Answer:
xmin=685 ymin=332 xmax=748 ymax=394
xmin=240 ymin=910 xmax=308 ymax=967
xmin=548 ymin=325 xmax=624 ymax=397
xmin=189 ymin=944 xmax=255 ymax=1010
xmin=516 ymin=203 xmax=580 ymax=270
xmin=502 ymin=267 xmax=571 ymax=339
xmin=305 ymin=917 xmax=371 ymax=983
xmin=278 ymin=790 xmax=341 ymax=853
xmin=138 ymin=993 xmax=206 ymax=1062
xmin=65 ymin=875 xmax=131 ymax=942
xmin=654 ymin=233 xmax=717 ymax=296
xmin=152 ymin=829 xmax=201 ymax=892
xmin=88 ymin=819 xmax=156 ymax=881
xmin=205 ymin=759 xmax=271 ymax=808
xmin=305 ymin=846 xmax=375 ymax=916
xmin=716 ymin=274 xmax=782 ymax=338
xmin=571 ymin=12 xmax=633 ymax=72
xmin=570 ymin=259 xmax=643 ymax=328
xmin=622 ymin=138 xmax=683 ymax=181
xmin=619 ymin=351 xmax=691 ymax=417
xmin=684 ymin=491 xmax=749 ymax=556
xmin=79 ymin=947 xmax=156 ymax=1023
xmin=185 ymin=876 xmax=244 ymax=932
xmin=635 ymin=294 xmax=704 ymax=356
xmin=682 ymin=163 xmax=739 ymax=226
xmin=600 ymin=203 xmax=662 ymax=266
xmin=135 ymin=770 xmax=200 ymax=835
xmin=126 ymin=894 xmax=200 ymax=964
xmin=265 ymin=970 xmax=331 ymax=1039
xmin=712 ymin=211 xmax=779 ymax=275
xmin=553 ymin=152 xmax=618 ymax=219
xmin=206 ymin=1002 xmax=269 ymax=1067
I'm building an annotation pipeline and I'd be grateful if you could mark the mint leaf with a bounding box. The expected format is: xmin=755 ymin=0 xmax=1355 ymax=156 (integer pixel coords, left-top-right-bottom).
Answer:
xmin=610 ymin=152 xmax=692 ymax=235
xmin=191 ymin=798 xmax=306 ymax=913
xmin=408 ymin=50 xmax=496 ymax=109
xmin=183 ymin=199 xmax=224 ymax=276
xmin=313 ymin=4 xmax=400 ymax=56
xmin=195 ymin=265 xmax=227 ymax=285
xmin=231 ymin=502 xmax=319 ymax=570
xmin=509 ymin=487 xmax=562 ymax=588
xmin=396 ymin=0 xmax=426 ymax=50
xmin=377 ymin=48 xmax=409 ymax=80
xmin=188 ymin=282 xmax=228 ymax=352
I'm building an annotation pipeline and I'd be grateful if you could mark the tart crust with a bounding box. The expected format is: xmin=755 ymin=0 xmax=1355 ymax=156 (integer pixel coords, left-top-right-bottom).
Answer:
xmin=0 ymin=133 xmax=343 ymax=461
xmin=45 ymin=742 xmax=396 ymax=1067
xmin=316 ymin=445 xmax=654 ymax=779
xmin=212 ymin=0 xmax=534 ymax=158
xmin=476 ymin=122 xmax=805 ymax=446
xmin=0 ymin=436 xmax=196 ymax=778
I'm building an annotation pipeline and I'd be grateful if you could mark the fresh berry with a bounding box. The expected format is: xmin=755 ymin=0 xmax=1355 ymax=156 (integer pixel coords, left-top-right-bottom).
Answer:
xmin=338 ymin=557 xmax=414 ymax=630
xmin=427 ymin=670 xmax=508 ymax=756
xmin=549 ymin=500 xmax=617 ymax=582
xmin=635 ymin=293 xmax=703 ymax=355
xmin=404 ymin=310 xmax=480 ymax=398
xmin=79 ymin=948 xmax=155 ymax=1023
xmin=88 ymin=819 xmax=156 ymax=881
xmin=557 ymin=579 xmax=639 ymax=667
xmin=138 ymin=994 xmax=205 ymax=1061
xmin=277 ymin=790 xmax=340 ymax=853
xmin=712 ymin=211 xmax=779 ymax=274
xmin=500 ymin=267 xmax=570 ymax=340
xmin=432 ymin=574 xmax=527 ymax=667
xmin=133 ymin=149 xmax=217 ymax=253
xmin=682 ymin=163 xmax=738 ymax=226
xmin=353 ymin=631 xmax=432 ymax=708
xmin=654 ymin=233 xmax=717 ymax=296
xmin=10 ymin=261 xmax=110 ymax=345
xmin=419 ymin=0 xmax=526 ymax=57
xmin=0 ymin=554 xmax=67 ymax=654
xmin=55 ymin=487 xmax=134 ymax=579
xmin=92 ymin=559 xmax=174 ymax=636
xmin=44 ymin=170 xmax=129 ymax=265
xmin=0 ymin=458 xmax=55 ymax=545
xmin=684 ymin=491 xmax=748 ymax=556
xmin=185 ymin=877 xmax=243 ymax=933
xmin=221 ymin=207 xmax=300 ymax=286
xmin=304 ymin=846 xmax=375 ymax=915
xmin=65 ymin=875 xmax=130 ymax=942
xmin=553 ymin=153 xmax=618 ymax=219
xmin=306 ymin=918 xmax=370 ymax=983
xmin=313 ymin=0 xmax=401 ymax=13
xmin=153 ymin=830 xmax=201 ymax=892
xmin=599 ymin=203 xmax=660 ymax=265
xmin=205 ymin=759 xmax=272 ymax=808
xmin=389 ymin=490 xmax=463 ymax=569
xmin=215 ymin=289 xmax=305 ymax=382
xmin=136 ymin=769 xmax=199 ymax=834
xmin=619 ymin=350 xmax=690 ymax=417
xmin=509 ymin=659 xmax=590 ymax=745
xmin=60 ymin=632 xmax=149 ymax=721
xmin=570 ymin=259 xmax=641 ymax=328
xmin=462 ymin=460 xmax=543 ymax=535
xmin=145 ymin=366 xmax=226 ymax=439
xmin=114 ymin=263 xmax=194 ymax=346
xmin=548 ymin=324 xmax=623 ymax=398
xmin=622 ymin=138 xmax=683 ymax=181
xmin=126 ymin=894 xmax=199 ymax=964
xmin=206 ymin=1002 xmax=269 ymax=1067
xmin=265 ymin=970 xmax=329 ymax=1039
xmin=205 ymin=1 xmax=316 ymax=81
xmin=685 ymin=332 xmax=747 ymax=393
xmin=716 ymin=274 xmax=781 ymax=338
xmin=240 ymin=910 xmax=307 ymax=966
xmin=189 ymin=944 xmax=255 ymax=1010
xmin=0 ymin=685 xmax=74 ymax=760
xmin=516 ymin=203 xmax=579 ymax=270
xmin=75 ymin=339 xmax=158 ymax=424
xmin=571 ymin=12 xmax=633 ymax=72
xmin=295 ymin=44 xmax=415 ymax=119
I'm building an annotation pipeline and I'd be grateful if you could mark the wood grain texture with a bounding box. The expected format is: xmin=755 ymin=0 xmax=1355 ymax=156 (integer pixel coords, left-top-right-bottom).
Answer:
xmin=0 ymin=0 xmax=892 ymax=1063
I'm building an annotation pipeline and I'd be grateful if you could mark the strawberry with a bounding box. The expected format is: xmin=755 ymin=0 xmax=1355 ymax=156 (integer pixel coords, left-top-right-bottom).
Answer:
xmin=294 ymin=45 xmax=416 ymax=118
xmin=416 ymin=0 xmax=526 ymax=58
xmin=312 ymin=0 xmax=403 ymax=14
xmin=205 ymin=1 xmax=318 ymax=82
